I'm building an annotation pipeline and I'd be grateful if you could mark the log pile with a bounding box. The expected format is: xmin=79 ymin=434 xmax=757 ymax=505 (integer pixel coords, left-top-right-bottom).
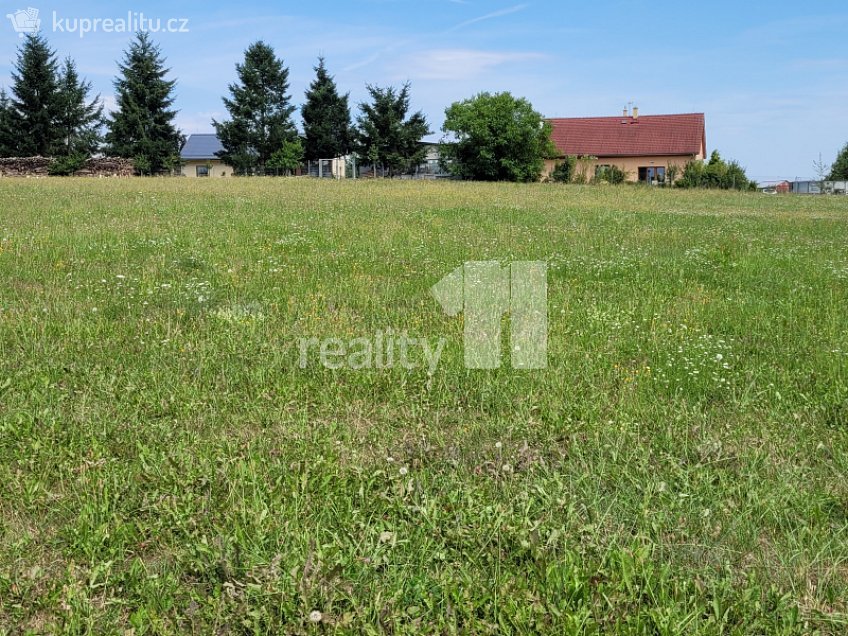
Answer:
xmin=0 ymin=156 xmax=136 ymax=177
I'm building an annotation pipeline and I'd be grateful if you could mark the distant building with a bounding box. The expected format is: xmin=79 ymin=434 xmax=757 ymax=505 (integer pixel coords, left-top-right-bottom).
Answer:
xmin=758 ymin=180 xmax=791 ymax=194
xmin=177 ymin=135 xmax=446 ymax=179
xmin=412 ymin=143 xmax=451 ymax=179
xmin=179 ymin=134 xmax=229 ymax=177
xmin=791 ymin=180 xmax=848 ymax=195
xmin=546 ymin=109 xmax=707 ymax=184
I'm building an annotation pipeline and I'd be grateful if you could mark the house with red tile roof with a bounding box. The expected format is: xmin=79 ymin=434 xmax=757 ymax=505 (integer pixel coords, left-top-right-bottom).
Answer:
xmin=545 ymin=108 xmax=706 ymax=184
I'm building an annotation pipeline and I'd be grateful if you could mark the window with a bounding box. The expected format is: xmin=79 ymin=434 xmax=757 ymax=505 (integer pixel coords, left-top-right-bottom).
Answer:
xmin=595 ymin=164 xmax=611 ymax=177
xmin=638 ymin=166 xmax=666 ymax=184
xmin=196 ymin=165 xmax=210 ymax=177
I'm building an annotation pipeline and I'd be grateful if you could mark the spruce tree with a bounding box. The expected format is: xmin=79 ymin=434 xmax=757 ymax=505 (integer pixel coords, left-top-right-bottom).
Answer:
xmin=53 ymin=58 xmax=104 ymax=158
xmin=355 ymin=83 xmax=430 ymax=177
xmin=829 ymin=143 xmax=848 ymax=180
xmin=302 ymin=57 xmax=352 ymax=161
xmin=106 ymin=32 xmax=181 ymax=173
xmin=10 ymin=33 xmax=60 ymax=156
xmin=0 ymin=90 xmax=17 ymax=157
xmin=213 ymin=41 xmax=297 ymax=175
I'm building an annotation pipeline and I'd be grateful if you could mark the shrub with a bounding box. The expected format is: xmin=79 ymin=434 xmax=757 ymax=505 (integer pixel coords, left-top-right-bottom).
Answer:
xmin=595 ymin=165 xmax=627 ymax=185
xmin=571 ymin=156 xmax=597 ymax=184
xmin=550 ymin=156 xmax=577 ymax=183
xmin=48 ymin=154 xmax=86 ymax=176
xmin=133 ymin=155 xmax=152 ymax=176
xmin=677 ymin=151 xmax=753 ymax=190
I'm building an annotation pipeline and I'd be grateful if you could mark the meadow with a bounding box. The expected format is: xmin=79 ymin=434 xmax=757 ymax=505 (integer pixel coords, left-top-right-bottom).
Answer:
xmin=0 ymin=178 xmax=847 ymax=634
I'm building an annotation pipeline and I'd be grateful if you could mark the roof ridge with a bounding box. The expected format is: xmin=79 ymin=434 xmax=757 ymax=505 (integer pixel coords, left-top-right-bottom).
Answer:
xmin=547 ymin=113 xmax=704 ymax=120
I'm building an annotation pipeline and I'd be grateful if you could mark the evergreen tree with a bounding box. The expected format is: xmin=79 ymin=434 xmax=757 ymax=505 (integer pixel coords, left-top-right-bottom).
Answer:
xmin=355 ymin=83 xmax=429 ymax=177
xmin=213 ymin=41 xmax=297 ymax=175
xmin=829 ymin=143 xmax=848 ymax=180
xmin=302 ymin=57 xmax=352 ymax=161
xmin=53 ymin=57 xmax=104 ymax=158
xmin=0 ymin=90 xmax=17 ymax=157
xmin=106 ymin=32 xmax=181 ymax=173
xmin=10 ymin=33 xmax=60 ymax=156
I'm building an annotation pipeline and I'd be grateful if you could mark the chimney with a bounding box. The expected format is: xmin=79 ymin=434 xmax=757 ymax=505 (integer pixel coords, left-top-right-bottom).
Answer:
xmin=632 ymin=106 xmax=639 ymax=119
xmin=623 ymin=106 xmax=629 ymax=117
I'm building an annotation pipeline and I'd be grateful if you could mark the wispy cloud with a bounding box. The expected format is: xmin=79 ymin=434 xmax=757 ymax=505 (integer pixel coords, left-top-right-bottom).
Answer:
xmin=396 ymin=48 xmax=546 ymax=81
xmin=448 ymin=3 xmax=529 ymax=32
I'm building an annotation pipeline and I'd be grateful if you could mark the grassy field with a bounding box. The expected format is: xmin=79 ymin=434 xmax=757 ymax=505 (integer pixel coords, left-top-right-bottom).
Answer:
xmin=0 ymin=178 xmax=847 ymax=634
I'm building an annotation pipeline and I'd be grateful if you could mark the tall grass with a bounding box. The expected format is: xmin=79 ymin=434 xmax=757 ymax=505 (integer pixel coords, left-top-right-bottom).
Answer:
xmin=0 ymin=178 xmax=847 ymax=633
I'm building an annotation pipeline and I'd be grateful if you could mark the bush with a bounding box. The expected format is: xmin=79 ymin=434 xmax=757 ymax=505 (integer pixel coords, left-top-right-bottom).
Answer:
xmin=550 ymin=156 xmax=577 ymax=183
xmin=595 ymin=165 xmax=627 ymax=185
xmin=677 ymin=151 xmax=753 ymax=190
xmin=267 ymin=138 xmax=304 ymax=176
xmin=133 ymin=155 xmax=152 ymax=176
xmin=48 ymin=154 xmax=86 ymax=176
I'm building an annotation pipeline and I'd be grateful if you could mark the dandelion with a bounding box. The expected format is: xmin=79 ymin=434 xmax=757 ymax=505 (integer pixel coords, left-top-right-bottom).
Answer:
xmin=502 ymin=464 xmax=512 ymax=473
xmin=386 ymin=456 xmax=395 ymax=463
xmin=309 ymin=610 xmax=323 ymax=623
xmin=495 ymin=442 xmax=502 ymax=450
xmin=399 ymin=466 xmax=408 ymax=476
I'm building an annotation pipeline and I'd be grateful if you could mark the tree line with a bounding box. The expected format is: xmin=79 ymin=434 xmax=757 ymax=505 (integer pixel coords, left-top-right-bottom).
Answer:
xmin=4 ymin=31 xmax=841 ymax=184
xmin=0 ymin=32 xmax=432 ymax=177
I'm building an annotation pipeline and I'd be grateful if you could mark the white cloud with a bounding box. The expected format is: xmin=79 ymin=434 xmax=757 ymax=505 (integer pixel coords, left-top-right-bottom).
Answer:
xmin=397 ymin=48 xmax=546 ymax=81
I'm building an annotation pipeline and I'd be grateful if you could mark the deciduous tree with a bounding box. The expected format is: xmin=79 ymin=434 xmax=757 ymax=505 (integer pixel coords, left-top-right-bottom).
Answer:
xmin=267 ymin=138 xmax=305 ymax=176
xmin=440 ymin=92 xmax=555 ymax=182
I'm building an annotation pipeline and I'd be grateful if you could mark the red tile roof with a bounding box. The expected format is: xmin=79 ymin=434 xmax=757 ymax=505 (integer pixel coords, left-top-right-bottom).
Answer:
xmin=548 ymin=113 xmax=706 ymax=158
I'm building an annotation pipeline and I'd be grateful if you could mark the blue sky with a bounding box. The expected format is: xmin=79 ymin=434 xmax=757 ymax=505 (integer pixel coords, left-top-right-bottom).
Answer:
xmin=2 ymin=0 xmax=847 ymax=180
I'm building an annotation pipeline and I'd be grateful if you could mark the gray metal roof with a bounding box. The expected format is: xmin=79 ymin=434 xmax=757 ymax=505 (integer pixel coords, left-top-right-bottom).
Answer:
xmin=180 ymin=134 xmax=224 ymax=160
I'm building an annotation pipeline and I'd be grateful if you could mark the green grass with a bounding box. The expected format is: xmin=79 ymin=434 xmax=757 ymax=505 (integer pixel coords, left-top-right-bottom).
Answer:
xmin=0 ymin=178 xmax=847 ymax=634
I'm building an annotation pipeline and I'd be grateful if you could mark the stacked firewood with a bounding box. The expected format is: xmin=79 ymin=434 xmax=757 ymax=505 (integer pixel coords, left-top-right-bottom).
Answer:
xmin=0 ymin=157 xmax=136 ymax=177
